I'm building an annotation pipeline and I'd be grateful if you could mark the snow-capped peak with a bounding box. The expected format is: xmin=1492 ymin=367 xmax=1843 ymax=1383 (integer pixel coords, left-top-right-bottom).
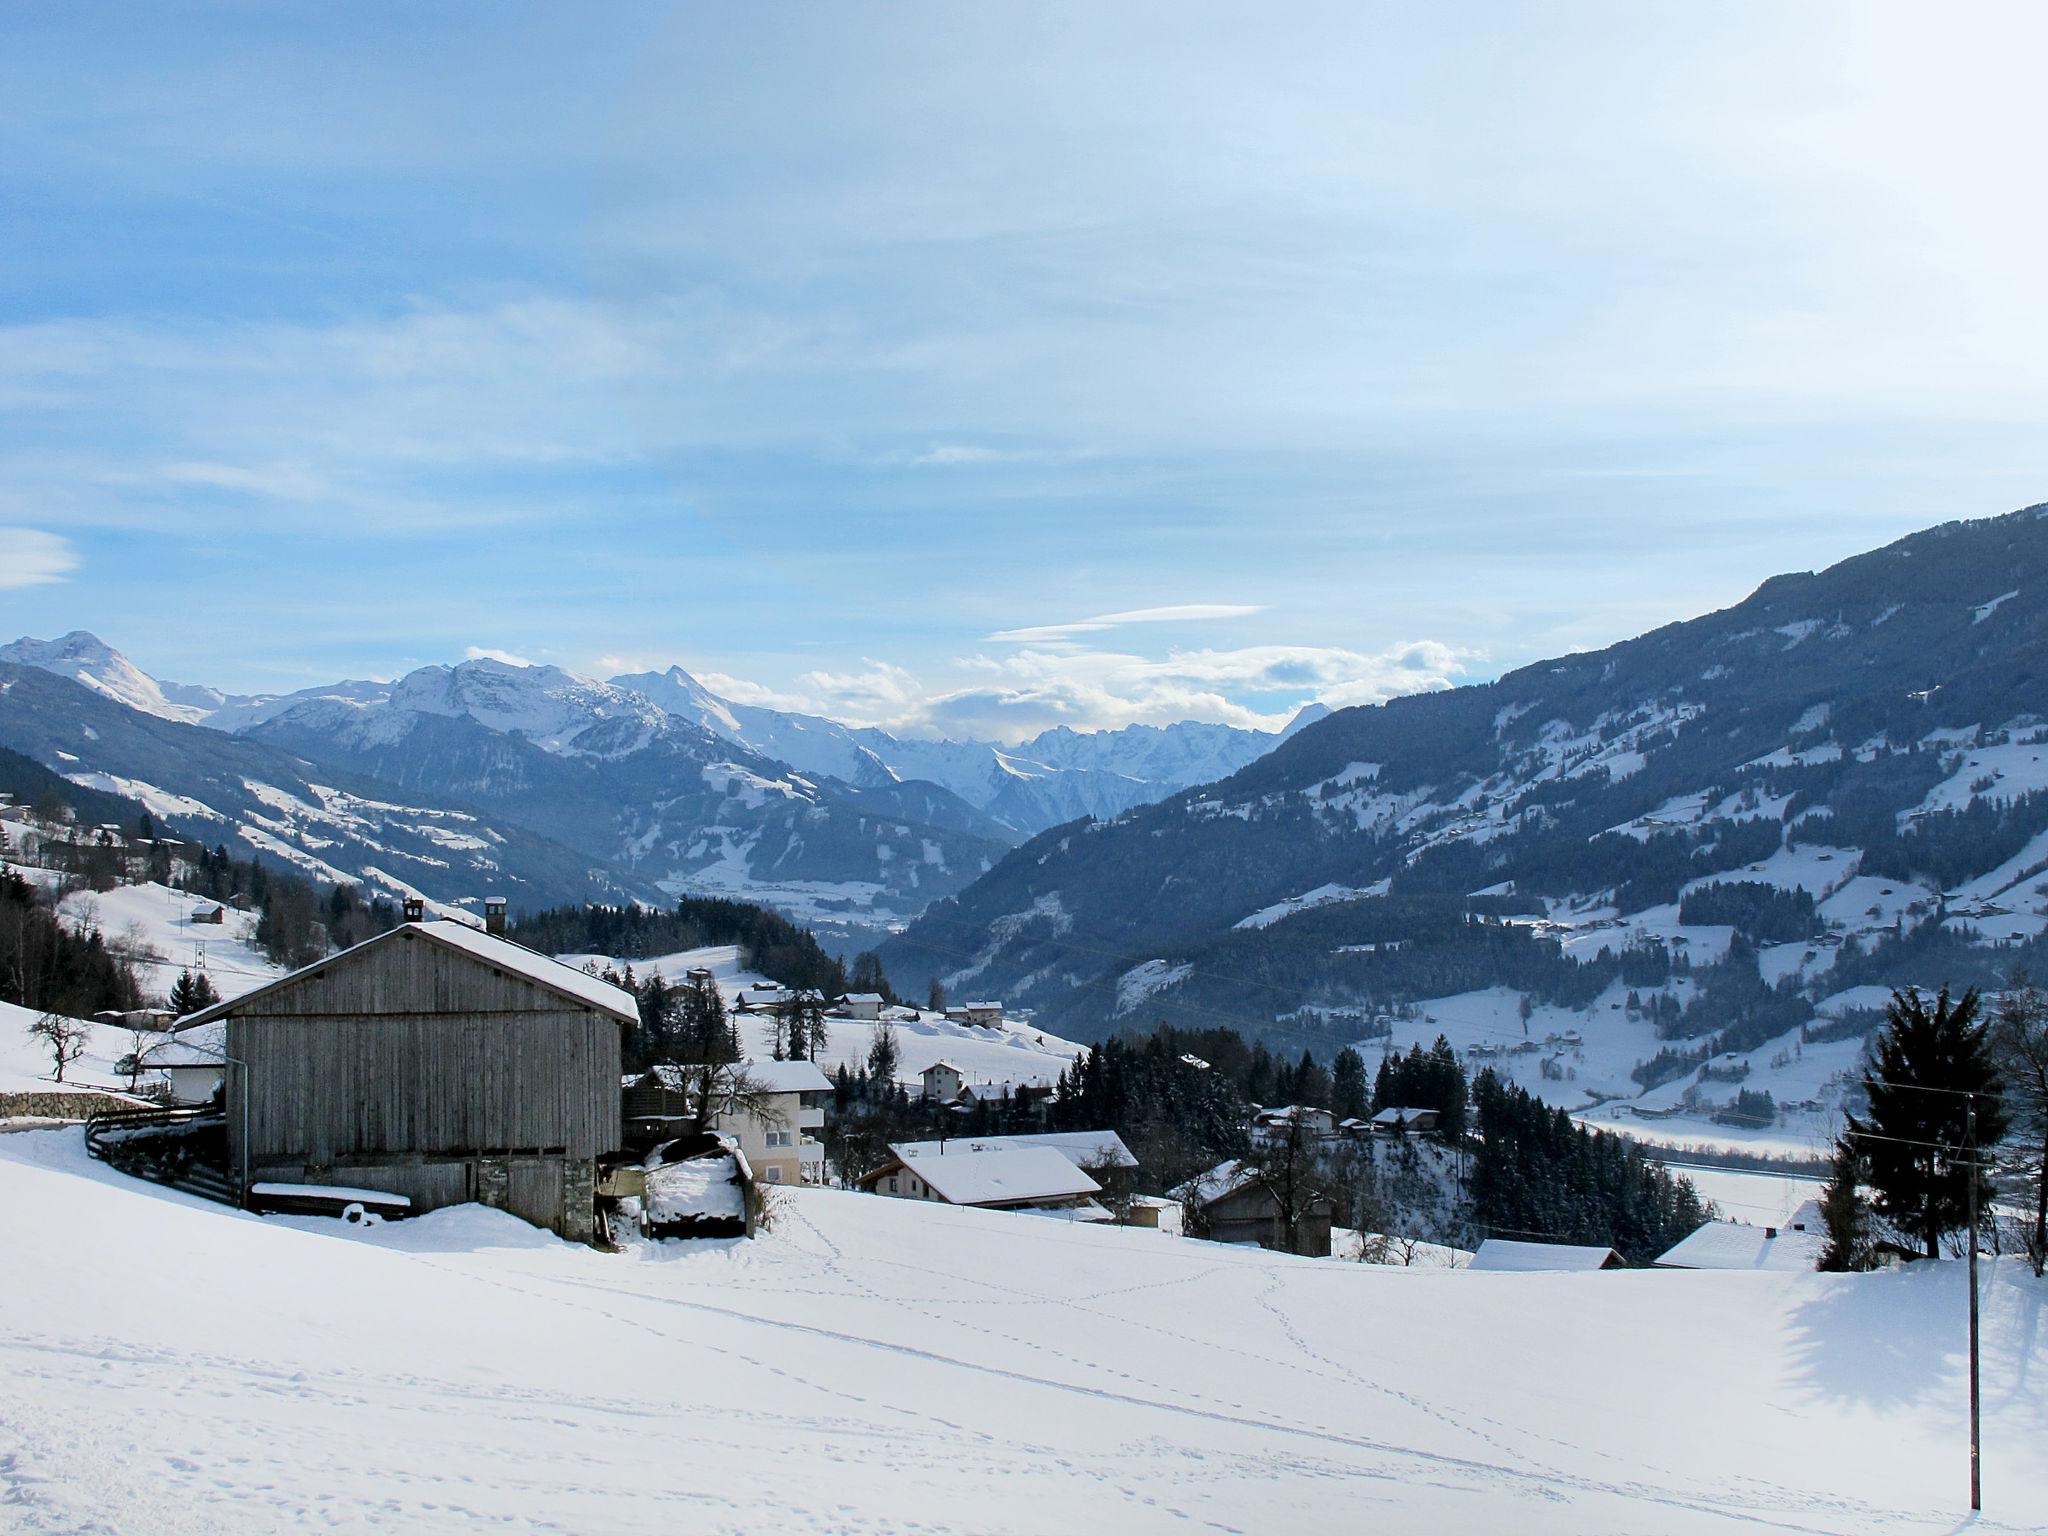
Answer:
xmin=0 ymin=630 xmax=219 ymax=725
xmin=608 ymin=665 xmax=745 ymax=739
xmin=386 ymin=658 xmax=670 ymax=756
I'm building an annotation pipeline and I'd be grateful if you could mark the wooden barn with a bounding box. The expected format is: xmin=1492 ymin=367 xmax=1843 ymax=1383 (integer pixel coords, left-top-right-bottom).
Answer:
xmin=178 ymin=911 xmax=636 ymax=1242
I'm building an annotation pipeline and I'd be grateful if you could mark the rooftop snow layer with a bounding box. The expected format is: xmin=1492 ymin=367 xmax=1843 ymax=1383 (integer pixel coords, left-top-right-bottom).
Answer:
xmin=888 ymin=1144 xmax=1101 ymax=1205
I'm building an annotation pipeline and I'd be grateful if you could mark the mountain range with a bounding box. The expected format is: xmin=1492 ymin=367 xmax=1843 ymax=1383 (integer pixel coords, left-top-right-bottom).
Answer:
xmin=0 ymin=632 xmax=1298 ymax=932
xmin=881 ymin=504 xmax=2048 ymax=1082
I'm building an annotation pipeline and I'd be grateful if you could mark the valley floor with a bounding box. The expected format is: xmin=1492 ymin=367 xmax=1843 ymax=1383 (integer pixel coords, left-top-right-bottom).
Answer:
xmin=1 ymin=1130 xmax=2043 ymax=1535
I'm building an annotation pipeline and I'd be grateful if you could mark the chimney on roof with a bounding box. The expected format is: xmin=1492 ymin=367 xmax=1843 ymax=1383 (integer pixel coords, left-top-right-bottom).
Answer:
xmin=402 ymin=896 xmax=425 ymax=923
xmin=484 ymin=896 xmax=507 ymax=936
xmin=1764 ymin=1226 xmax=1778 ymax=1239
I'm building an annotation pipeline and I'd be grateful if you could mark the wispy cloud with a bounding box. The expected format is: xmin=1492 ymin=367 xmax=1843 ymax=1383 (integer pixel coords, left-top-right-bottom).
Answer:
xmin=0 ymin=529 xmax=78 ymax=589
xmin=988 ymin=604 xmax=1265 ymax=643
xmin=464 ymin=645 xmax=534 ymax=667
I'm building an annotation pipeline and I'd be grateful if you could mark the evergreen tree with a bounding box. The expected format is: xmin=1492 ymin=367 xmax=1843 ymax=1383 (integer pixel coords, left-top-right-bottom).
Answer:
xmin=927 ymin=978 xmax=947 ymax=1013
xmin=168 ymin=968 xmax=221 ymax=1017
xmin=1331 ymin=1047 xmax=1368 ymax=1122
xmin=1849 ymin=986 xmax=2008 ymax=1259
xmin=849 ymin=951 xmax=895 ymax=1004
xmin=675 ymin=974 xmax=735 ymax=1064
xmin=866 ymin=1020 xmax=901 ymax=1085
xmin=1815 ymin=1133 xmax=1874 ymax=1272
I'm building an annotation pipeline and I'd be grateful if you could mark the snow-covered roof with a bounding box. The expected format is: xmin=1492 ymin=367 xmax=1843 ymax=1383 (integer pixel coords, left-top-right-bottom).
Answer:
xmin=842 ymin=993 xmax=885 ymax=1004
xmin=1469 ymin=1239 xmax=1621 ymax=1273
xmin=885 ymin=1145 xmax=1100 ymax=1206
xmin=1371 ymin=1106 xmax=1439 ymax=1125
xmin=1655 ymin=1217 xmax=1824 ymax=1272
xmin=955 ymin=1078 xmax=1053 ymax=1102
xmin=740 ymin=1058 xmax=833 ymax=1095
xmin=1255 ymin=1104 xmax=1329 ymax=1122
xmin=895 ymin=1131 xmax=1136 ymax=1171
xmin=177 ymin=919 xmax=640 ymax=1025
xmin=922 ymin=1060 xmax=965 ymax=1075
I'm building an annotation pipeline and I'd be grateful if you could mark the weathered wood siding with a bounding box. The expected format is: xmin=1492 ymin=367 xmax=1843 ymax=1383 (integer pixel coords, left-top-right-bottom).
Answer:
xmin=223 ymin=926 xmax=623 ymax=1238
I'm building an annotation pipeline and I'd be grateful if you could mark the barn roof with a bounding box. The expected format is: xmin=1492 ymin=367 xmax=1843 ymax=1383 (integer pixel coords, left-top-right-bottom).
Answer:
xmin=1469 ymin=1239 xmax=1621 ymax=1272
xmin=176 ymin=920 xmax=641 ymax=1025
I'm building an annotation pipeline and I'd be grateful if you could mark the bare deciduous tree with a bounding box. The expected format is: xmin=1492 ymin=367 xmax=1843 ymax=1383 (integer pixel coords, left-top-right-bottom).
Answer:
xmin=28 ymin=1010 xmax=90 ymax=1084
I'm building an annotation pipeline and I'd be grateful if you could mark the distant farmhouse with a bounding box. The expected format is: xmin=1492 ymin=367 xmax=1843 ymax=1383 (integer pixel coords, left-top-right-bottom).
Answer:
xmin=859 ymin=1142 xmax=1105 ymax=1218
xmin=1654 ymin=1201 xmax=1824 ymax=1271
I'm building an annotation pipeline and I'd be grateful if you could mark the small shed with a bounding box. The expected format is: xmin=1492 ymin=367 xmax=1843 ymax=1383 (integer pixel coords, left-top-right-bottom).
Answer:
xmin=1177 ymin=1159 xmax=1335 ymax=1257
xmin=178 ymin=918 xmax=636 ymax=1242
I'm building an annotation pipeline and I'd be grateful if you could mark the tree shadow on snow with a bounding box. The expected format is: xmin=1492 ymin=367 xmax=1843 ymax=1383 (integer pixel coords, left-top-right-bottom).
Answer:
xmin=1784 ymin=1265 xmax=1962 ymax=1408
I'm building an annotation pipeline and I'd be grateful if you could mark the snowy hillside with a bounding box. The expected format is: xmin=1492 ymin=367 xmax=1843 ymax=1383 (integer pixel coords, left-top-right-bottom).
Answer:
xmin=2 ymin=1130 xmax=2042 ymax=1533
xmin=885 ymin=505 xmax=2048 ymax=1153
xmin=52 ymin=879 xmax=289 ymax=1001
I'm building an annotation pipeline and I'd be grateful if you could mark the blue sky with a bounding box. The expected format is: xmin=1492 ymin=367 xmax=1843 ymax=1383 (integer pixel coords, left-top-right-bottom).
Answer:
xmin=6 ymin=4 xmax=2048 ymax=740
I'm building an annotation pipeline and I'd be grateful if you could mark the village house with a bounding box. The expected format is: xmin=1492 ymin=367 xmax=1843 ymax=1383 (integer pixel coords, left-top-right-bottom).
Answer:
xmin=839 ymin=992 xmax=885 ymax=1022
xmin=1370 ymin=1106 xmax=1441 ymax=1137
xmin=858 ymin=1142 xmax=1104 ymax=1216
xmin=947 ymin=1077 xmax=1056 ymax=1123
xmin=1177 ymin=1159 xmax=1335 ymax=1257
xmin=1249 ymin=1104 xmax=1336 ymax=1147
xmin=1469 ymin=1239 xmax=1624 ymax=1272
xmin=943 ymin=1001 xmax=1004 ymax=1028
xmin=920 ymin=1061 xmax=966 ymax=1102
xmin=137 ymin=1032 xmax=226 ymax=1106
xmin=175 ymin=905 xmax=637 ymax=1242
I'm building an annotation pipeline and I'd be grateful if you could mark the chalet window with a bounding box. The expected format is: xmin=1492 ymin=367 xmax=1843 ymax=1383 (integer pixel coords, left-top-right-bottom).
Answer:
xmin=766 ymin=1130 xmax=793 ymax=1148
xmin=887 ymin=1176 xmax=899 ymax=1192
xmin=762 ymin=1166 xmax=782 ymax=1182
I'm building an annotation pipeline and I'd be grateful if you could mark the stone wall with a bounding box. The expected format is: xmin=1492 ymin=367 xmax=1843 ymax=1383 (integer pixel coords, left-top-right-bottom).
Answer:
xmin=0 ymin=1088 xmax=140 ymax=1121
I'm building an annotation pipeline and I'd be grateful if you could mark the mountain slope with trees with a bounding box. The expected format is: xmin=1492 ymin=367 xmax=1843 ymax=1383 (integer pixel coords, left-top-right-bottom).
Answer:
xmin=881 ymin=504 xmax=2048 ymax=1133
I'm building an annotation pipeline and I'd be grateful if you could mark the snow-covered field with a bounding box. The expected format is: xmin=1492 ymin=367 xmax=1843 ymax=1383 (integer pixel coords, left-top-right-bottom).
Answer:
xmin=1 ymin=1130 xmax=2043 ymax=1534
xmin=557 ymin=944 xmax=1087 ymax=1087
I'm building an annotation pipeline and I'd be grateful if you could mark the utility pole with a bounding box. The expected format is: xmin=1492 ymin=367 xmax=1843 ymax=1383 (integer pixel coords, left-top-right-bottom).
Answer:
xmin=1966 ymin=1094 xmax=1981 ymax=1514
